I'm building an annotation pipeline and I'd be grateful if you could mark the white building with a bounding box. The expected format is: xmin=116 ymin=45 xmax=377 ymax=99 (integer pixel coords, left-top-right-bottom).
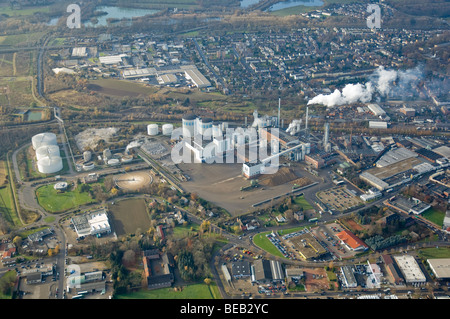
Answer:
xmin=367 ymin=103 xmax=386 ymax=117
xmin=71 ymin=209 xmax=111 ymax=238
xmin=393 ymin=255 xmax=426 ymax=286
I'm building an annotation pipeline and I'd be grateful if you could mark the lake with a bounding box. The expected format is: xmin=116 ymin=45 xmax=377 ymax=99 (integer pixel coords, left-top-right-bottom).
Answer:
xmin=240 ymin=0 xmax=261 ymax=8
xmin=267 ymin=0 xmax=324 ymax=11
xmin=48 ymin=6 xmax=159 ymax=27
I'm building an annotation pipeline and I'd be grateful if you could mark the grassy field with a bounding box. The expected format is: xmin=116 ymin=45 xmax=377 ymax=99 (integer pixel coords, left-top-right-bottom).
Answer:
xmin=417 ymin=246 xmax=450 ymax=259
xmin=421 ymin=208 xmax=445 ymax=227
xmin=0 ymin=270 xmax=17 ymax=299
xmin=0 ymin=5 xmax=50 ymax=16
xmin=36 ymin=183 xmax=96 ymax=213
xmin=253 ymin=231 xmax=285 ymax=258
xmin=0 ymin=32 xmax=46 ymax=47
xmin=0 ymin=159 xmax=21 ymax=229
xmin=294 ymin=195 xmax=314 ymax=210
xmin=115 ymin=282 xmax=220 ymax=299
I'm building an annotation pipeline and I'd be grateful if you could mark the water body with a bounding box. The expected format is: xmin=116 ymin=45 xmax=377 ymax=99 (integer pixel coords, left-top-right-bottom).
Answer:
xmin=240 ymin=0 xmax=261 ymax=8
xmin=48 ymin=6 xmax=159 ymax=27
xmin=267 ymin=0 xmax=324 ymax=11
xmin=85 ymin=6 xmax=159 ymax=27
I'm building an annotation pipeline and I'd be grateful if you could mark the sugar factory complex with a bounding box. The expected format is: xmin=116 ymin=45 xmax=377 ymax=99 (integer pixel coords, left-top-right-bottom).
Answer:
xmin=1 ymin=1 xmax=449 ymax=303
xmin=16 ymin=94 xmax=450 ymax=299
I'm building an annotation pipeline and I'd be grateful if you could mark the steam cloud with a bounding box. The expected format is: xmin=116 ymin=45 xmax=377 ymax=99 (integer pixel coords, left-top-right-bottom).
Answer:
xmin=307 ymin=66 xmax=423 ymax=107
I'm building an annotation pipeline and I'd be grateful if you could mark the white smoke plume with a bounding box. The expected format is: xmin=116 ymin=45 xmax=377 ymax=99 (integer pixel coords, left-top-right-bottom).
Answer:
xmin=307 ymin=66 xmax=423 ymax=107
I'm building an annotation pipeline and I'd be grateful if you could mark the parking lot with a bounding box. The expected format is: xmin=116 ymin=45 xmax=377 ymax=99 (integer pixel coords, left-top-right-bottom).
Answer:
xmin=316 ymin=186 xmax=363 ymax=212
xmin=311 ymin=223 xmax=357 ymax=259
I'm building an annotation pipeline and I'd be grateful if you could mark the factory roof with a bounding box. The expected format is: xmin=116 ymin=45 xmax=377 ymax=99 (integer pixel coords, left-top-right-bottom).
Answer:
xmin=393 ymin=255 xmax=426 ymax=283
xmin=427 ymin=259 xmax=450 ymax=279
xmin=182 ymin=114 xmax=197 ymax=121
xmin=336 ymin=230 xmax=368 ymax=251
xmin=376 ymin=148 xmax=417 ymax=167
xmin=433 ymin=146 xmax=450 ymax=159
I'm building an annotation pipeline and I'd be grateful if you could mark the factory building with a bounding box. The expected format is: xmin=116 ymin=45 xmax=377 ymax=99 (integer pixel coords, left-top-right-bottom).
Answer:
xmin=182 ymin=114 xmax=213 ymax=137
xmin=70 ymin=208 xmax=111 ymax=238
xmin=184 ymin=68 xmax=211 ymax=88
xmin=393 ymin=255 xmax=426 ymax=286
xmin=367 ymin=103 xmax=386 ymax=117
xmin=251 ymin=259 xmax=284 ymax=284
xmin=427 ymin=259 xmax=450 ymax=281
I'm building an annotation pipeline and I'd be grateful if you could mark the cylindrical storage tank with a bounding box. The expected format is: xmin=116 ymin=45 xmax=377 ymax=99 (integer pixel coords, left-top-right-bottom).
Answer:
xmin=103 ymin=149 xmax=112 ymax=160
xmin=121 ymin=155 xmax=133 ymax=163
xmin=83 ymin=151 xmax=92 ymax=162
xmin=212 ymin=125 xmax=221 ymax=139
xmin=107 ymin=158 xmax=120 ymax=166
xmin=37 ymin=156 xmax=63 ymax=174
xmin=147 ymin=124 xmax=158 ymax=136
xmin=36 ymin=145 xmax=60 ymax=161
xmin=305 ymin=143 xmax=311 ymax=154
xmin=32 ymin=132 xmax=57 ymax=150
xmin=182 ymin=114 xmax=196 ymax=137
xmin=162 ymin=124 xmax=173 ymax=136
xmin=83 ymin=162 xmax=95 ymax=171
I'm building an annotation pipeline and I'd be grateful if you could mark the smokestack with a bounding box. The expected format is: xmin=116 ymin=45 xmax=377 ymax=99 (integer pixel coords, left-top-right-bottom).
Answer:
xmin=278 ymin=98 xmax=281 ymax=128
xmin=305 ymin=107 xmax=309 ymax=130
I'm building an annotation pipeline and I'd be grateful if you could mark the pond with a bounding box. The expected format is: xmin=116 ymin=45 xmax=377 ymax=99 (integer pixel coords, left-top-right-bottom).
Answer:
xmin=267 ymin=0 xmax=324 ymax=11
xmin=240 ymin=0 xmax=261 ymax=8
xmin=48 ymin=6 xmax=159 ymax=27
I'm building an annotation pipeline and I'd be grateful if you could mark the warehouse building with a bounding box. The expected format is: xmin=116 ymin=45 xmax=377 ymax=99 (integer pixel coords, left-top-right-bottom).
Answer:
xmin=386 ymin=195 xmax=431 ymax=215
xmin=251 ymin=259 xmax=284 ymax=284
xmin=71 ymin=208 xmax=111 ymax=238
xmin=231 ymin=261 xmax=251 ymax=279
xmin=367 ymin=104 xmax=386 ymax=117
xmin=340 ymin=265 xmax=357 ymax=288
xmin=382 ymin=254 xmax=405 ymax=285
xmin=393 ymin=255 xmax=426 ymax=286
xmin=427 ymin=259 xmax=450 ymax=281
xmin=184 ymin=67 xmax=211 ymax=88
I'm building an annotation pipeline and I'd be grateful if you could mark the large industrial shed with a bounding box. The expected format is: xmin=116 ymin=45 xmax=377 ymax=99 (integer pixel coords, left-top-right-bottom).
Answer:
xmin=427 ymin=259 xmax=450 ymax=281
xmin=251 ymin=259 xmax=283 ymax=284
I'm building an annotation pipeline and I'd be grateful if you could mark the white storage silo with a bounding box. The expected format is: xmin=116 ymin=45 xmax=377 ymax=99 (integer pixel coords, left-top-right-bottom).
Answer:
xmin=212 ymin=125 xmax=221 ymax=139
xmin=103 ymin=149 xmax=112 ymax=161
xmin=121 ymin=155 xmax=133 ymax=163
xmin=83 ymin=151 xmax=92 ymax=162
xmin=37 ymin=155 xmax=63 ymax=174
xmin=32 ymin=132 xmax=57 ymax=150
xmin=147 ymin=124 xmax=159 ymax=136
xmin=162 ymin=124 xmax=173 ymax=136
xmin=107 ymin=158 xmax=120 ymax=166
xmin=36 ymin=145 xmax=60 ymax=161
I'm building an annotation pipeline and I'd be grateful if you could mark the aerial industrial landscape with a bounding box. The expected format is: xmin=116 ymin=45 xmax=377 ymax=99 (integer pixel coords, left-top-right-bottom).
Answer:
xmin=0 ymin=0 xmax=449 ymax=307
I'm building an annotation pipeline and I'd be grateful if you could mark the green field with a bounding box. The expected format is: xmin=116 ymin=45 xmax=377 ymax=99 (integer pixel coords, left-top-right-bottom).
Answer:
xmin=294 ymin=195 xmax=314 ymax=210
xmin=253 ymin=231 xmax=285 ymax=258
xmin=417 ymin=246 xmax=450 ymax=259
xmin=115 ymin=282 xmax=220 ymax=299
xmin=0 ymin=270 xmax=17 ymax=299
xmin=0 ymin=32 xmax=46 ymax=47
xmin=422 ymin=208 xmax=445 ymax=227
xmin=36 ymin=183 xmax=96 ymax=213
xmin=0 ymin=5 xmax=50 ymax=16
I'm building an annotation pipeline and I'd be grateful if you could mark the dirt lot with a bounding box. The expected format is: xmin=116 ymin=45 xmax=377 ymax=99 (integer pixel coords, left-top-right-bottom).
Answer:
xmin=178 ymin=162 xmax=316 ymax=216
xmin=311 ymin=223 xmax=356 ymax=259
xmin=303 ymin=268 xmax=329 ymax=292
